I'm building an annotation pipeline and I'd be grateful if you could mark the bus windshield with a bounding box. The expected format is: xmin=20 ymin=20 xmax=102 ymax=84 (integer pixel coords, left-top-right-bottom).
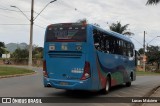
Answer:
xmin=46 ymin=24 xmax=86 ymax=42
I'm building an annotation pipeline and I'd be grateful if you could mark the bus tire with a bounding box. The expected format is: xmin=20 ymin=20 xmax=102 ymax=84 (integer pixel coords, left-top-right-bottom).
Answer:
xmin=126 ymin=76 xmax=132 ymax=87
xmin=100 ymin=76 xmax=111 ymax=94
xmin=126 ymin=81 xmax=131 ymax=87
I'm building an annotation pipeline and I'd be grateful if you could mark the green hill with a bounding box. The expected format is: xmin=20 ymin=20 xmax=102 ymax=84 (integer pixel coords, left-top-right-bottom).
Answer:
xmin=6 ymin=43 xmax=28 ymax=53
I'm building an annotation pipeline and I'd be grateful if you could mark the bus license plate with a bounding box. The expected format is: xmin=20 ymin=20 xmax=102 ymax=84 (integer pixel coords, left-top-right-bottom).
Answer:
xmin=60 ymin=82 xmax=68 ymax=85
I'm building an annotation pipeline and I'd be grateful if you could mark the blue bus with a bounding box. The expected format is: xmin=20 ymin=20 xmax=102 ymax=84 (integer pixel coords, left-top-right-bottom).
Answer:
xmin=43 ymin=23 xmax=136 ymax=94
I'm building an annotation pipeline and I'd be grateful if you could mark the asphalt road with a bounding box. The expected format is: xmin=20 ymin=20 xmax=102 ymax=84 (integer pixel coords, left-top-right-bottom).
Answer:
xmin=0 ymin=67 xmax=160 ymax=106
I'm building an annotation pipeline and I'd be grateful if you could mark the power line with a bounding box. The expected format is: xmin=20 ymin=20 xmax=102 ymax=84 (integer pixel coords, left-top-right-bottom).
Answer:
xmin=0 ymin=4 xmax=7 ymax=8
xmin=34 ymin=1 xmax=54 ymax=21
xmin=0 ymin=7 xmax=19 ymax=12
xmin=0 ymin=7 xmax=30 ymax=12
xmin=0 ymin=0 xmax=13 ymax=6
xmin=34 ymin=24 xmax=45 ymax=29
xmin=0 ymin=24 xmax=29 ymax=25
xmin=0 ymin=13 xmax=21 ymax=19
xmin=0 ymin=23 xmax=46 ymax=29
xmin=0 ymin=2 xmax=53 ymax=25
xmin=11 ymin=6 xmax=30 ymax=21
xmin=34 ymin=11 xmax=53 ymax=24
xmin=0 ymin=23 xmax=46 ymax=31
xmin=0 ymin=7 xmax=52 ymax=25
xmin=0 ymin=12 xmax=48 ymax=28
xmin=58 ymin=0 xmax=106 ymax=24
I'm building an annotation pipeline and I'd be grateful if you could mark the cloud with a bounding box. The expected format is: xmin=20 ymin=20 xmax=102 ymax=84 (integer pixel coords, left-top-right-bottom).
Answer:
xmin=0 ymin=0 xmax=160 ymax=49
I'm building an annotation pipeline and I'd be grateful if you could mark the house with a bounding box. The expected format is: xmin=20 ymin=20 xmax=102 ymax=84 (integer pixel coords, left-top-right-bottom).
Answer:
xmin=1 ymin=53 xmax=10 ymax=58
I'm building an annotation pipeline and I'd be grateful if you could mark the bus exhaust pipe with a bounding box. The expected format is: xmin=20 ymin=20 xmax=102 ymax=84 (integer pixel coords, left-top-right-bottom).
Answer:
xmin=47 ymin=83 xmax=52 ymax=87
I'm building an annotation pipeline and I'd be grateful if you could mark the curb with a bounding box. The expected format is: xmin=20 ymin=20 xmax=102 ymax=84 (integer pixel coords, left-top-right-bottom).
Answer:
xmin=0 ymin=72 xmax=37 ymax=79
xmin=133 ymin=85 xmax=160 ymax=106
xmin=143 ymin=86 xmax=160 ymax=97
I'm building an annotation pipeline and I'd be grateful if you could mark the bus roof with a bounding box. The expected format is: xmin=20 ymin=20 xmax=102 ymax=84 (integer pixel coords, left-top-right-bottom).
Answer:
xmin=91 ymin=24 xmax=133 ymax=43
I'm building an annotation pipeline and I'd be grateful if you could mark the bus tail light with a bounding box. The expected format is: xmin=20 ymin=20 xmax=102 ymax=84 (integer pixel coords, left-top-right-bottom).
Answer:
xmin=43 ymin=60 xmax=48 ymax=78
xmin=80 ymin=61 xmax=91 ymax=80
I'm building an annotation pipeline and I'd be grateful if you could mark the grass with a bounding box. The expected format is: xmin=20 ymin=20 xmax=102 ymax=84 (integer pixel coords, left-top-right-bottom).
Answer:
xmin=136 ymin=70 xmax=160 ymax=76
xmin=0 ymin=66 xmax=34 ymax=77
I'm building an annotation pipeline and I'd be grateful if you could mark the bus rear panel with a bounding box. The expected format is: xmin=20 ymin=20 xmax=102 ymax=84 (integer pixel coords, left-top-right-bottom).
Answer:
xmin=43 ymin=23 xmax=97 ymax=90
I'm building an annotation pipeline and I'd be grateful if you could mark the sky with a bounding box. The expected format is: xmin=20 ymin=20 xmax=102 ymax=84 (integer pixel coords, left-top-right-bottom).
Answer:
xmin=0 ymin=0 xmax=160 ymax=50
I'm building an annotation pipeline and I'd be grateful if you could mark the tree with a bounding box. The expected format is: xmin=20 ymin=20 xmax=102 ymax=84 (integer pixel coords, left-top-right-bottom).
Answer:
xmin=0 ymin=42 xmax=5 ymax=48
xmin=146 ymin=0 xmax=160 ymax=5
xmin=33 ymin=46 xmax=43 ymax=59
xmin=109 ymin=21 xmax=134 ymax=36
xmin=11 ymin=48 xmax=29 ymax=63
xmin=0 ymin=42 xmax=5 ymax=55
xmin=11 ymin=48 xmax=29 ymax=59
xmin=0 ymin=42 xmax=9 ymax=57
xmin=138 ymin=48 xmax=144 ymax=54
xmin=146 ymin=45 xmax=160 ymax=70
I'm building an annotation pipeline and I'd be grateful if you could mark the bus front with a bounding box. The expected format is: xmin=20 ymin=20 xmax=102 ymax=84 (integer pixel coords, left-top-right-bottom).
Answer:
xmin=43 ymin=23 xmax=92 ymax=90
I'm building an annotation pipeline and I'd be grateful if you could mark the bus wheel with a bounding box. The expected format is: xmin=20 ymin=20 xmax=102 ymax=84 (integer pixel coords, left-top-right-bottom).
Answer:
xmin=126 ymin=76 xmax=131 ymax=87
xmin=100 ymin=76 xmax=111 ymax=94
xmin=126 ymin=82 xmax=131 ymax=87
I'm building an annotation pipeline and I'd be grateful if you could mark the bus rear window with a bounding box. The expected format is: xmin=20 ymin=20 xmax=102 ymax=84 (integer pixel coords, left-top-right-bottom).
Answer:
xmin=46 ymin=25 xmax=86 ymax=42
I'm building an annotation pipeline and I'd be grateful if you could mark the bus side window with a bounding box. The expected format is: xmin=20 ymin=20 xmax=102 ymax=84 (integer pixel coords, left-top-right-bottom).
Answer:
xmin=117 ymin=39 xmax=122 ymax=55
xmin=100 ymin=33 xmax=106 ymax=52
xmin=122 ymin=41 xmax=124 ymax=55
xmin=99 ymin=34 xmax=103 ymax=51
xmin=120 ymin=40 xmax=124 ymax=55
xmin=93 ymin=29 xmax=100 ymax=50
xmin=93 ymin=29 xmax=106 ymax=52
xmin=130 ymin=44 xmax=134 ymax=57
xmin=114 ymin=38 xmax=119 ymax=54
xmin=105 ymin=36 xmax=110 ymax=53
xmin=109 ymin=36 xmax=114 ymax=54
xmin=96 ymin=32 xmax=101 ymax=51
xmin=126 ymin=43 xmax=134 ymax=57
xmin=125 ymin=42 xmax=129 ymax=56
xmin=127 ymin=43 xmax=131 ymax=57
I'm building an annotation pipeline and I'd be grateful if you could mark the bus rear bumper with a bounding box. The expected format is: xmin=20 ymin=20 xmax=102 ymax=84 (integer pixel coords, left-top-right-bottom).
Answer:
xmin=43 ymin=77 xmax=98 ymax=91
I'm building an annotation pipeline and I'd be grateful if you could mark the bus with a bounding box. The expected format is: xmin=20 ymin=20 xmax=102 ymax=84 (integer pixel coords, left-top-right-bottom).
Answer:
xmin=43 ymin=23 xmax=136 ymax=94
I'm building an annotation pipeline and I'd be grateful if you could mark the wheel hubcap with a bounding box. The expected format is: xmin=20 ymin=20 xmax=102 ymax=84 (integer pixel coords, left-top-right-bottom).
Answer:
xmin=106 ymin=80 xmax=109 ymax=91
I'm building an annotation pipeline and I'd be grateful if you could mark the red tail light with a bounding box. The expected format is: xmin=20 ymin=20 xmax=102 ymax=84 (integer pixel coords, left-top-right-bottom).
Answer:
xmin=80 ymin=61 xmax=91 ymax=80
xmin=43 ymin=60 xmax=48 ymax=78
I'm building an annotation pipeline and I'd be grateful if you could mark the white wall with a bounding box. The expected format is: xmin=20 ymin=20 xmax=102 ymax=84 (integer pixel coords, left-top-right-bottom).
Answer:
xmin=2 ymin=54 xmax=10 ymax=58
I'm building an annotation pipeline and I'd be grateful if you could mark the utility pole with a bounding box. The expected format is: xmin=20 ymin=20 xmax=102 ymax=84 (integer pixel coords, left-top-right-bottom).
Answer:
xmin=11 ymin=0 xmax=56 ymax=68
xmin=28 ymin=0 xmax=34 ymax=68
xmin=143 ymin=31 xmax=146 ymax=71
